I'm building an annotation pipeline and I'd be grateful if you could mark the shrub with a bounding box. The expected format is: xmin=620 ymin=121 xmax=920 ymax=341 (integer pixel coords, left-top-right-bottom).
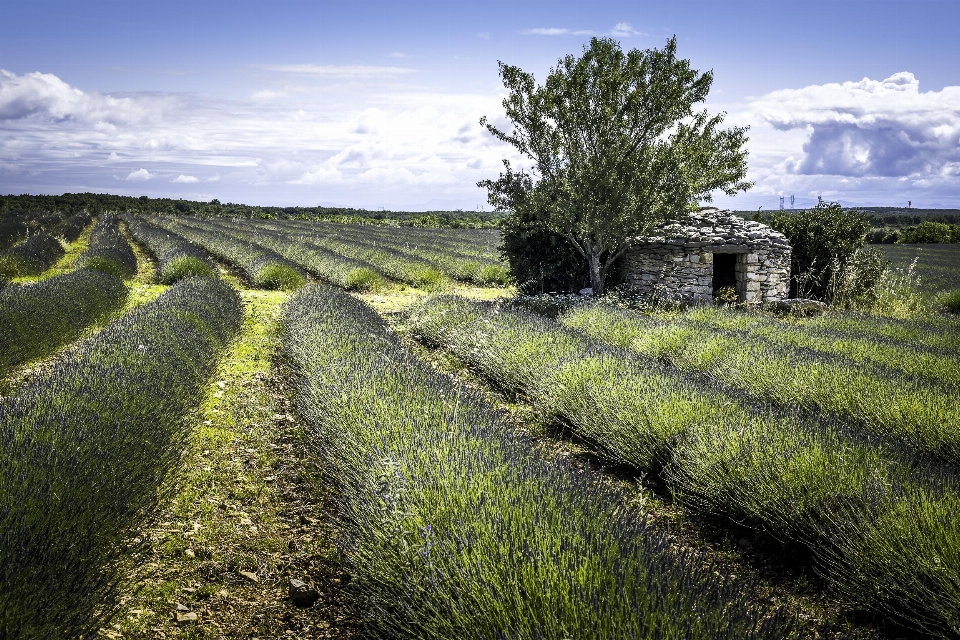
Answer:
xmin=253 ymin=262 xmax=306 ymax=290
xmin=150 ymin=217 xmax=306 ymax=290
xmin=829 ymin=247 xmax=890 ymax=308
xmin=76 ymin=215 xmax=137 ymax=278
xmin=0 ymin=277 xmax=242 ymax=639
xmin=283 ymin=286 xmax=794 ymax=639
xmin=342 ymin=266 xmax=382 ymax=291
xmin=0 ymin=233 xmax=65 ymax=278
xmin=770 ymin=199 xmax=870 ymax=301
xmin=901 ymin=220 xmax=953 ymax=244
xmin=0 ymin=268 xmax=128 ymax=375
xmin=943 ymin=290 xmax=960 ymax=314
xmin=410 ymin=295 xmax=960 ymax=635
xmin=500 ymin=214 xmax=589 ymax=293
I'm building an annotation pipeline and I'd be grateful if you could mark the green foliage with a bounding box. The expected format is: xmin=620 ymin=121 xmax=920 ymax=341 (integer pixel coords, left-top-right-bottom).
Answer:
xmin=0 ymin=268 xmax=128 ymax=375
xmin=255 ymin=263 xmax=306 ymax=290
xmin=943 ymin=290 xmax=960 ymax=314
xmin=500 ymin=211 xmax=590 ymax=293
xmin=341 ymin=267 xmax=382 ymax=291
xmin=161 ymin=254 xmax=216 ymax=282
xmin=900 ymin=220 xmax=955 ymax=243
xmin=770 ymin=198 xmax=871 ymax=301
xmin=0 ymin=277 xmax=242 ymax=638
xmin=282 ymin=286 xmax=794 ymax=639
xmin=481 ymin=36 xmax=751 ymax=293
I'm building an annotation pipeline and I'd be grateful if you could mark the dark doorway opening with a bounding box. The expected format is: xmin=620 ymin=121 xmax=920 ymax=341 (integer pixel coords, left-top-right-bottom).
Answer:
xmin=712 ymin=253 xmax=737 ymax=298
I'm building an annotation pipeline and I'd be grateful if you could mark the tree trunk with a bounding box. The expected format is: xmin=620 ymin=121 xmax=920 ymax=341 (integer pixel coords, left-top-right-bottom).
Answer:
xmin=587 ymin=250 xmax=604 ymax=295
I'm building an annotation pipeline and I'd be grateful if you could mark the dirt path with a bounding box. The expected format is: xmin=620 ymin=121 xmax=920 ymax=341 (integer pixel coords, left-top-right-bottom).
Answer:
xmin=106 ymin=290 xmax=358 ymax=639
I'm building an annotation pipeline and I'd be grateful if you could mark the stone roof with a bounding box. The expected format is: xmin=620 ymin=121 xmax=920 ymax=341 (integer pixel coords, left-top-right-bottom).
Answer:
xmin=631 ymin=209 xmax=790 ymax=253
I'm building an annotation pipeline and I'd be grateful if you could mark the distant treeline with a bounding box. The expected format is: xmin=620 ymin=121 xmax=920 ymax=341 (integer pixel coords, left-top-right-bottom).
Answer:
xmin=0 ymin=193 xmax=506 ymax=229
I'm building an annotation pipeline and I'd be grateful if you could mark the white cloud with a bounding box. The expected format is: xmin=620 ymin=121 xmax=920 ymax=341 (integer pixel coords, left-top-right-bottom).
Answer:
xmin=610 ymin=22 xmax=644 ymax=37
xmin=477 ymin=32 xmax=490 ymax=40
xmin=172 ymin=174 xmax=199 ymax=183
xmin=255 ymin=64 xmax=415 ymax=77
xmin=125 ymin=168 xmax=152 ymax=181
xmin=388 ymin=52 xmax=408 ymax=58
xmin=521 ymin=27 xmax=596 ymax=36
xmin=706 ymin=71 xmax=960 ymax=208
xmin=520 ymin=23 xmax=644 ymax=38
xmin=0 ymin=68 xmax=166 ymax=124
xmin=747 ymin=72 xmax=960 ymax=180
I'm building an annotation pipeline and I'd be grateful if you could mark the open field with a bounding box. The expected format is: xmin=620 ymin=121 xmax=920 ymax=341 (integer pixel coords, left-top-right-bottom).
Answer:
xmin=2 ymin=212 xmax=960 ymax=638
xmin=876 ymin=243 xmax=960 ymax=293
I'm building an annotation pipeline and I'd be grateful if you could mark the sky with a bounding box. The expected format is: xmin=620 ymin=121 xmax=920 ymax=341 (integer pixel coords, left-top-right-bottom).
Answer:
xmin=1 ymin=0 xmax=958 ymax=211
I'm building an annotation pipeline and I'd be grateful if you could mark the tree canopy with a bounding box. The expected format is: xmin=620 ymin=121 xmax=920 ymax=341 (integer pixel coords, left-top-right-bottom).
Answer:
xmin=480 ymin=36 xmax=752 ymax=294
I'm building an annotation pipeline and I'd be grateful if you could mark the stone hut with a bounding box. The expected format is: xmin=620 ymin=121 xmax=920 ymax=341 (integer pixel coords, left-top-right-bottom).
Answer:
xmin=623 ymin=209 xmax=791 ymax=304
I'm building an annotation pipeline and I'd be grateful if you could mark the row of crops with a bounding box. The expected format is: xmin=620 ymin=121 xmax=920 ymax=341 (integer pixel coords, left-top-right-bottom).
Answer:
xmin=0 ymin=215 xmax=139 ymax=377
xmin=3 ymin=208 xmax=958 ymax=637
xmin=146 ymin=214 xmax=510 ymax=288
xmin=408 ymin=295 xmax=960 ymax=636
xmin=281 ymin=287 xmax=795 ymax=638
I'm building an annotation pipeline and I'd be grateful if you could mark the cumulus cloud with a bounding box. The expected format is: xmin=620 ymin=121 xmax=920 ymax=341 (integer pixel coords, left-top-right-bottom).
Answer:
xmin=125 ymin=168 xmax=152 ymax=181
xmin=0 ymin=68 xmax=163 ymax=123
xmin=750 ymin=72 xmax=960 ymax=179
xmin=172 ymin=174 xmax=199 ymax=183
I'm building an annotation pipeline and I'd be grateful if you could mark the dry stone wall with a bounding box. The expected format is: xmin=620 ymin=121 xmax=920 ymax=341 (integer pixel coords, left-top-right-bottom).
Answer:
xmin=624 ymin=210 xmax=791 ymax=304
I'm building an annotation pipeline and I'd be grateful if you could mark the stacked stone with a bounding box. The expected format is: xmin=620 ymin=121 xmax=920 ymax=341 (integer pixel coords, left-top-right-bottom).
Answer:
xmin=624 ymin=210 xmax=791 ymax=304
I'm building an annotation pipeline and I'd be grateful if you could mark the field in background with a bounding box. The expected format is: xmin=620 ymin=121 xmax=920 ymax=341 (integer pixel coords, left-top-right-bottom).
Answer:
xmin=877 ymin=243 xmax=960 ymax=293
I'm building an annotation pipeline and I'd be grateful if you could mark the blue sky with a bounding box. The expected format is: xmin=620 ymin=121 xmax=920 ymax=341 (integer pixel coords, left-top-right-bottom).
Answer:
xmin=1 ymin=0 xmax=958 ymax=210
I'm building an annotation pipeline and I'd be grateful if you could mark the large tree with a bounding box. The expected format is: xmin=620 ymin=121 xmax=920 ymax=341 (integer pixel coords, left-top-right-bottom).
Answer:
xmin=479 ymin=37 xmax=752 ymax=294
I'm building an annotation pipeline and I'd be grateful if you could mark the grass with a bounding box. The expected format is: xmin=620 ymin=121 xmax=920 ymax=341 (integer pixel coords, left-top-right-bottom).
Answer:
xmin=106 ymin=289 xmax=358 ymax=638
xmin=876 ymin=243 xmax=960 ymax=293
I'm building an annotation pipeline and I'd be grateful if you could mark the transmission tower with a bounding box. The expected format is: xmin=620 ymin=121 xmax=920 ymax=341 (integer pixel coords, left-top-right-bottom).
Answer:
xmin=790 ymin=194 xmax=795 ymax=209
xmin=779 ymin=196 xmax=785 ymax=211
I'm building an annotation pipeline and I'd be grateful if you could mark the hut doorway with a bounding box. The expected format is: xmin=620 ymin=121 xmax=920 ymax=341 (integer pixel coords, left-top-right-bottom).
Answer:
xmin=712 ymin=253 xmax=738 ymax=300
